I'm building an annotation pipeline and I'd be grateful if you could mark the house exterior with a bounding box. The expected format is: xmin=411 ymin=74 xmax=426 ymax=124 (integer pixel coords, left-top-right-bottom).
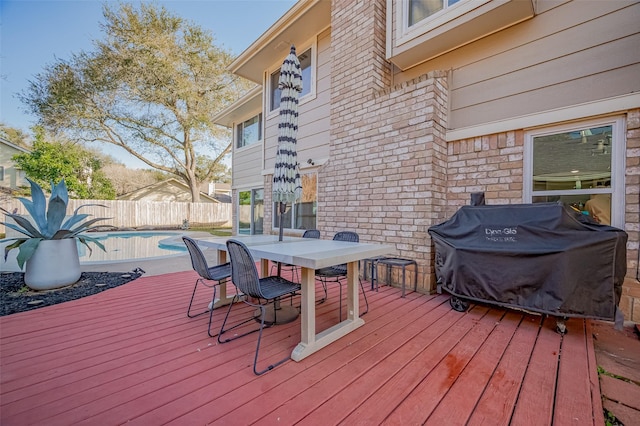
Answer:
xmin=201 ymin=181 xmax=232 ymax=203
xmin=118 ymin=178 xmax=220 ymax=203
xmin=0 ymin=138 xmax=29 ymax=191
xmin=213 ymin=0 xmax=640 ymax=321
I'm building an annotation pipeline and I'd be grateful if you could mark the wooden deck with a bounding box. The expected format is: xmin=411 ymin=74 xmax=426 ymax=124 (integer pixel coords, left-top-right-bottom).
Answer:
xmin=1 ymin=269 xmax=604 ymax=425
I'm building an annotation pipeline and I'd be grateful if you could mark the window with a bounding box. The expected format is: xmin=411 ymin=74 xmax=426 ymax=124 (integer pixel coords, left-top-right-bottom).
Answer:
xmin=525 ymin=117 xmax=625 ymax=227
xmin=273 ymin=172 xmax=317 ymax=231
xmin=238 ymin=188 xmax=264 ymax=235
xmin=236 ymin=113 xmax=262 ymax=149
xmin=0 ymin=166 xmax=4 ymax=181
xmin=270 ymin=48 xmax=312 ymax=112
xmin=408 ymin=0 xmax=462 ymax=27
xmin=393 ymin=0 xmax=531 ymax=69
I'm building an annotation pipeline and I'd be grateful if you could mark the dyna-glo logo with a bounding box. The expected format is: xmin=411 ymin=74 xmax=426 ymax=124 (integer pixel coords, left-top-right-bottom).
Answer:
xmin=484 ymin=227 xmax=518 ymax=242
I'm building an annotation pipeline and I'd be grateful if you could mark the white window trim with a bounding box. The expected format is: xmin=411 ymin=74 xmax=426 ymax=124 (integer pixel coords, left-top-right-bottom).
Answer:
xmin=523 ymin=116 xmax=626 ymax=228
xmin=265 ymin=40 xmax=317 ymax=120
xmin=236 ymin=186 xmax=264 ymax=235
xmin=271 ymin=171 xmax=318 ymax=233
xmin=235 ymin=112 xmax=263 ymax=152
xmin=397 ymin=0 xmax=488 ymax=45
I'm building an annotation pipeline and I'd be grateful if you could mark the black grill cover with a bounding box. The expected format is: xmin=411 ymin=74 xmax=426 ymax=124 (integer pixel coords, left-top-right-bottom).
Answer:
xmin=428 ymin=203 xmax=627 ymax=320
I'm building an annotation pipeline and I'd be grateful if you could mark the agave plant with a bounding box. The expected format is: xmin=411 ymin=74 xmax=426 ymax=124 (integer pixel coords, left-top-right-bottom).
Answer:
xmin=1 ymin=178 xmax=110 ymax=268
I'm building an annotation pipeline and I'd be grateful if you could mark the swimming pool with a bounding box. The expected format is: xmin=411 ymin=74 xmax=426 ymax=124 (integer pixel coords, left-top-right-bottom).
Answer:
xmin=78 ymin=231 xmax=186 ymax=263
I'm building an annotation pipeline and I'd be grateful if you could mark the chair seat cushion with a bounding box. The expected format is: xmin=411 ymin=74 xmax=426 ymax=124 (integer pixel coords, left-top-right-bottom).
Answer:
xmin=258 ymin=276 xmax=301 ymax=299
xmin=206 ymin=263 xmax=231 ymax=281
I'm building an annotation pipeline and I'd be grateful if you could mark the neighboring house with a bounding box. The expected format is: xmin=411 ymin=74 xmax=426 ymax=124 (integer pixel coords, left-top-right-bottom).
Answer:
xmin=201 ymin=181 xmax=232 ymax=203
xmin=0 ymin=138 xmax=29 ymax=191
xmin=213 ymin=0 xmax=640 ymax=321
xmin=118 ymin=178 xmax=219 ymax=203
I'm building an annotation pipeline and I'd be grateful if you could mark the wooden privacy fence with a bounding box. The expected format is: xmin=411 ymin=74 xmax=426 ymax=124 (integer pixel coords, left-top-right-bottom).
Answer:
xmin=1 ymin=199 xmax=231 ymax=233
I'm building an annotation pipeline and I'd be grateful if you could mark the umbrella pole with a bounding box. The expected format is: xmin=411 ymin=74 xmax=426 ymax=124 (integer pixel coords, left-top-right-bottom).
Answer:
xmin=277 ymin=202 xmax=286 ymax=276
xmin=278 ymin=202 xmax=286 ymax=242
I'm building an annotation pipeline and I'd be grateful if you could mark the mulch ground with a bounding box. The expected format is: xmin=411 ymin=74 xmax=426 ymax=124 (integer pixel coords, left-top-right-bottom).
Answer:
xmin=1 ymin=270 xmax=144 ymax=316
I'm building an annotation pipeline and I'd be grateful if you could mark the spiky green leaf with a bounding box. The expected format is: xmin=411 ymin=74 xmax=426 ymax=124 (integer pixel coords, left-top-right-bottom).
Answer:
xmin=0 ymin=212 xmax=45 ymax=238
xmin=67 ymin=217 xmax=112 ymax=235
xmin=45 ymin=196 xmax=68 ymax=237
xmin=16 ymin=238 xmax=43 ymax=269
xmin=62 ymin=204 xmax=108 ymax=229
xmin=50 ymin=179 xmax=69 ymax=206
xmin=25 ymin=178 xmax=47 ymax=229
xmin=3 ymin=239 xmax=24 ymax=261
xmin=51 ymin=230 xmax=73 ymax=239
xmin=77 ymin=235 xmax=106 ymax=252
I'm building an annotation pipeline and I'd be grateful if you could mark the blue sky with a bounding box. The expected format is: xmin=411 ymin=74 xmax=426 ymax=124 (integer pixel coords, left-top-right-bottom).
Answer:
xmin=0 ymin=0 xmax=296 ymax=167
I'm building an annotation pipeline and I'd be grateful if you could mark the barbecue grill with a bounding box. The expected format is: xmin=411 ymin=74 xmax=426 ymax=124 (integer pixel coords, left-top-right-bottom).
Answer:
xmin=428 ymin=201 xmax=627 ymax=331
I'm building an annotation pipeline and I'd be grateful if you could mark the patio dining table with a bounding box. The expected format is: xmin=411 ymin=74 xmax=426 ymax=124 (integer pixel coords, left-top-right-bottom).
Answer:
xmin=196 ymin=234 xmax=394 ymax=361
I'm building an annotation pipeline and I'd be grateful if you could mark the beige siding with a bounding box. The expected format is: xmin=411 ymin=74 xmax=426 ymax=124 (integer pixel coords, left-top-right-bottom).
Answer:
xmin=232 ymin=143 xmax=263 ymax=188
xmin=263 ymin=29 xmax=332 ymax=172
xmin=392 ymin=0 xmax=640 ymax=130
xmin=0 ymin=144 xmax=27 ymax=189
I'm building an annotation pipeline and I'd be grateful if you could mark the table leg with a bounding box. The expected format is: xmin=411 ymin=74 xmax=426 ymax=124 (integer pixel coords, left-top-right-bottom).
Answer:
xmin=347 ymin=261 xmax=359 ymax=320
xmin=291 ymin=262 xmax=364 ymax=362
xmin=211 ymin=249 xmax=235 ymax=308
xmin=300 ymin=267 xmax=315 ymax=342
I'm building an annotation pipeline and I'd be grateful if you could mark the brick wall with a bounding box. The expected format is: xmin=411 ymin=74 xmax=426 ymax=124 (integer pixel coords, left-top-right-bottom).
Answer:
xmin=621 ymin=108 xmax=640 ymax=322
xmin=445 ymin=131 xmax=525 ymax=217
xmin=323 ymin=0 xmax=639 ymax=320
xmin=326 ymin=0 xmax=447 ymax=292
xmin=270 ymin=0 xmax=640 ymax=320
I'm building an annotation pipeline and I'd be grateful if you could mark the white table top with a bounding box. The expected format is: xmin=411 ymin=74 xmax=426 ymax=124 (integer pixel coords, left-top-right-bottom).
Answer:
xmin=197 ymin=235 xmax=395 ymax=269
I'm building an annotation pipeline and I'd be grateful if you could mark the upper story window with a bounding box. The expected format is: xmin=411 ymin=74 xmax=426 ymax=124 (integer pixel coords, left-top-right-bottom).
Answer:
xmin=524 ymin=117 xmax=625 ymax=228
xmin=391 ymin=0 xmax=532 ymax=70
xmin=270 ymin=48 xmax=312 ymax=112
xmin=236 ymin=113 xmax=262 ymax=149
xmin=408 ymin=0 xmax=462 ymax=27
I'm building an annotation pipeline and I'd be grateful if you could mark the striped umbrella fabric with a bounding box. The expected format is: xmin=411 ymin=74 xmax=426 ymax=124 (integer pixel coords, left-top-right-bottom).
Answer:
xmin=273 ymin=45 xmax=303 ymax=240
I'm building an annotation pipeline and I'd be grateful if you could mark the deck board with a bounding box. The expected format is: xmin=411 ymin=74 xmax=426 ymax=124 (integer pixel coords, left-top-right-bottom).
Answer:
xmin=466 ymin=310 xmax=540 ymax=425
xmin=427 ymin=310 xmax=523 ymax=425
xmin=0 ymin=270 xmax=604 ymax=425
xmin=510 ymin=316 xmax=562 ymax=425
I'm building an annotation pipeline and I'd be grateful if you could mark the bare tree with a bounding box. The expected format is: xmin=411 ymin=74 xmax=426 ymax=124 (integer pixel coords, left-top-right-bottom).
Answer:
xmin=20 ymin=2 xmax=252 ymax=201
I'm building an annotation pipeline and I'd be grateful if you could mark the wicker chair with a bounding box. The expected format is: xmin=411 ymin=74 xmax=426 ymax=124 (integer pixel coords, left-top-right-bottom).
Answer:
xmin=315 ymin=231 xmax=369 ymax=321
xmin=271 ymin=229 xmax=321 ymax=281
xmin=182 ymin=236 xmax=232 ymax=337
xmin=218 ymin=239 xmax=301 ymax=375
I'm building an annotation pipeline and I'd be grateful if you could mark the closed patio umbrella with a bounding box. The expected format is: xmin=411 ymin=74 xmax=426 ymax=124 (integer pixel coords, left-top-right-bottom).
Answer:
xmin=273 ymin=45 xmax=303 ymax=241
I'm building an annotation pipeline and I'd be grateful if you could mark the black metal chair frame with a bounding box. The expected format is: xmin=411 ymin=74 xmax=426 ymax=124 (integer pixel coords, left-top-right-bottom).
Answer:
xmin=218 ymin=239 xmax=301 ymax=375
xmin=270 ymin=229 xmax=321 ymax=282
xmin=182 ymin=236 xmax=232 ymax=337
xmin=315 ymin=231 xmax=369 ymax=321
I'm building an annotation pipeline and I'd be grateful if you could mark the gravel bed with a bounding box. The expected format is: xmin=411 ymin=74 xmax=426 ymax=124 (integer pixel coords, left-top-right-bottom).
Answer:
xmin=1 ymin=270 xmax=144 ymax=316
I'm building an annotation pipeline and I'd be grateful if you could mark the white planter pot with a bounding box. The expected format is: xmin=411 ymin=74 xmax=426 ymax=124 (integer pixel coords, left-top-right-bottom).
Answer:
xmin=24 ymin=239 xmax=81 ymax=291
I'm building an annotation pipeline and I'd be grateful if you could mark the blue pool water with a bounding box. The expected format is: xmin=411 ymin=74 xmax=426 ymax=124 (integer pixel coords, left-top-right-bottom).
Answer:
xmin=78 ymin=232 xmax=186 ymax=263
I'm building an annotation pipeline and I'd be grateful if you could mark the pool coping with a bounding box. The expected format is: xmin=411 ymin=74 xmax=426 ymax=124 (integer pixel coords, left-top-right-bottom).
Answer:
xmin=0 ymin=230 xmax=214 ymax=272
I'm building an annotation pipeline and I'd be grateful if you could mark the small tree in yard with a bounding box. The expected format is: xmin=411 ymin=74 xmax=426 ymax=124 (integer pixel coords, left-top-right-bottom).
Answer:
xmin=20 ymin=2 xmax=251 ymax=202
xmin=12 ymin=127 xmax=116 ymax=199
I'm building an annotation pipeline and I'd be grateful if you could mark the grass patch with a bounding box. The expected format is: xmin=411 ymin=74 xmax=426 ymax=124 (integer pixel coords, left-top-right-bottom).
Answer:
xmin=189 ymin=227 xmax=232 ymax=237
xmin=598 ymin=365 xmax=638 ymax=385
